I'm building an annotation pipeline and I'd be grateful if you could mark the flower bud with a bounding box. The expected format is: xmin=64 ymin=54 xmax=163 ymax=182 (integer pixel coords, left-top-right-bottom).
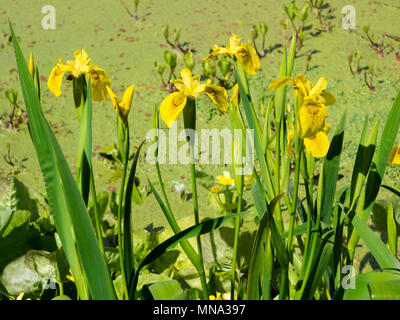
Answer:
xmin=5 ymin=89 xmax=18 ymax=105
xmin=250 ymin=25 xmax=258 ymax=40
xmin=162 ymin=25 xmax=169 ymax=40
xmin=202 ymin=61 xmax=216 ymax=78
xmin=184 ymin=51 xmax=195 ymax=71
xmin=260 ymin=23 xmax=268 ymax=36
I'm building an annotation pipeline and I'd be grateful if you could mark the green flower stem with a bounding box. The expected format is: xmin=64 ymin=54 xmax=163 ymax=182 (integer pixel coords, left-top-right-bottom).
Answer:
xmin=284 ymin=115 xmax=303 ymax=300
xmin=72 ymin=75 xmax=87 ymax=122
xmin=234 ymin=62 xmax=275 ymax=201
xmin=230 ymin=189 xmax=242 ymax=300
xmin=279 ymin=141 xmax=301 ymax=300
xmin=279 ymin=269 xmax=289 ymax=300
xmin=287 ymin=96 xmax=302 ymax=255
xmin=303 ymin=151 xmax=315 ymax=257
xmin=152 ymin=105 xmax=208 ymax=299
xmin=274 ymin=117 xmax=284 ymax=233
xmin=59 ymin=282 xmax=64 ymax=296
xmin=296 ymin=163 xmax=324 ymax=300
xmin=189 ymin=144 xmax=208 ymax=299
xmin=154 ymin=160 xmax=208 ymax=300
xmin=287 ymin=140 xmax=303 ymax=256
xmin=117 ymin=123 xmax=130 ymax=299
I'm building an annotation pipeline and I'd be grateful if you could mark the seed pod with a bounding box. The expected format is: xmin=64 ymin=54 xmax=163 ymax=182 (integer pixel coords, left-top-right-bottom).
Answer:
xmin=184 ymin=51 xmax=195 ymax=71
xmin=164 ymin=50 xmax=176 ymax=69
xmin=202 ymin=61 xmax=216 ymax=78
xmin=154 ymin=61 xmax=165 ymax=76
xmin=173 ymin=28 xmax=180 ymax=43
xmin=162 ymin=25 xmax=169 ymax=40
xmin=218 ymin=57 xmax=231 ymax=77
xmin=260 ymin=23 xmax=268 ymax=36
xmin=250 ymin=25 xmax=258 ymax=40
xmin=5 ymin=89 xmax=18 ymax=105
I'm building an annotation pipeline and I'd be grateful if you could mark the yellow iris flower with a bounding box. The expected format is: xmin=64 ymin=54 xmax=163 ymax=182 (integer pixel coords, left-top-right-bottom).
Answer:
xmin=269 ymin=74 xmax=336 ymax=106
xmin=388 ymin=145 xmax=400 ymax=165
xmin=216 ymin=171 xmax=235 ymax=186
xmin=271 ymin=74 xmax=335 ymax=158
xmin=48 ymin=49 xmax=111 ymax=101
xmin=106 ymin=85 xmax=135 ymax=122
xmin=203 ymin=34 xmax=260 ymax=75
xmin=160 ymin=68 xmax=228 ymax=127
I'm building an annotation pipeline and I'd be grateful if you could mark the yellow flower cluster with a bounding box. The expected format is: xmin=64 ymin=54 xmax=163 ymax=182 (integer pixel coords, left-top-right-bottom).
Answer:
xmin=216 ymin=171 xmax=235 ymax=186
xmin=269 ymin=74 xmax=336 ymax=158
xmin=160 ymin=68 xmax=228 ymax=128
xmin=160 ymin=34 xmax=259 ymax=128
xmin=203 ymin=34 xmax=260 ymax=75
xmin=48 ymin=49 xmax=111 ymax=101
xmin=48 ymin=49 xmax=135 ymax=121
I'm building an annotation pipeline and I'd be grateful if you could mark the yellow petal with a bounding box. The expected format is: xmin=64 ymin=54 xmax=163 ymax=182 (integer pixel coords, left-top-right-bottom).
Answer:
xmin=227 ymin=34 xmax=242 ymax=51
xmin=304 ymin=131 xmax=330 ymax=158
xmin=269 ymin=76 xmax=292 ymax=91
xmin=309 ymin=77 xmax=327 ymax=98
xmin=191 ymin=77 xmax=207 ymax=98
xmin=298 ymin=103 xmax=328 ymax=138
xmin=216 ymin=171 xmax=235 ymax=186
xmin=203 ymin=83 xmax=229 ymax=112
xmin=66 ymin=269 xmax=75 ymax=283
xmin=90 ymin=67 xmax=111 ymax=101
xmin=106 ymin=85 xmax=134 ymax=121
xmin=230 ymin=83 xmax=240 ymax=106
xmin=67 ymin=49 xmax=92 ymax=78
xmin=16 ymin=293 xmax=24 ymax=300
xmin=47 ymin=63 xmax=71 ymax=97
xmin=388 ymin=145 xmax=400 ymax=165
xmin=170 ymin=75 xmax=184 ymax=87
xmin=160 ymin=91 xmax=187 ymax=127
xmin=180 ymin=68 xmax=193 ymax=92
xmin=323 ymin=122 xmax=331 ymax=134
xmin=121 ymin=85 xmax=135 ymax=118
xmin=210 ymin=185 xmax=222 ymax=193
xmin=106 ymin=86 xmax=122 ymax=118
xmin=293 ymin=74 xmax=309 ymax=100
xmin=235 ymin=43 xmax=260 ymax=75
xmin=319 ymin=91 xmax=336 ymax=105
xmin=203 ymin=46 xmax=227 ymax=61
xmin=29 ymin=52 xmax=34 ymax=77
xmin=293 ymin=73 xmax=307 ymax=83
